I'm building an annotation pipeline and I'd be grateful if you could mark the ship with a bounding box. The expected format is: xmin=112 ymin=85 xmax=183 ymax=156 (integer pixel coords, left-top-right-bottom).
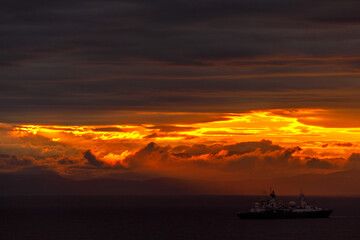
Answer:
xmin=238 ymin=190 xmax=332 ymax=219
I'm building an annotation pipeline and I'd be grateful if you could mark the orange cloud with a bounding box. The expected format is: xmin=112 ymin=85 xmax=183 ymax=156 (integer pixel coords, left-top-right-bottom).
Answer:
xmin=2 ymin=109 xmax=360 ymax=181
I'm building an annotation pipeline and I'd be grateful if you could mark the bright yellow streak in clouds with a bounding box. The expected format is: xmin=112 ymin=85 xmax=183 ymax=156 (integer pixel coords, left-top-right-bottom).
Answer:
xmin=13 ymin=125 xmax=150 ymax=141
xmin=102 ymin=151 xmax=132 ymax=166
xmin=94 ymin=132 xmax=143 ymax=141
xmin=11 ymin=109 xmax=360 ymax=160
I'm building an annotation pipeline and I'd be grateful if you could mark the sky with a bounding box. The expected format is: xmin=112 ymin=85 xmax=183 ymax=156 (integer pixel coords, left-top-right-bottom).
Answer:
xmin=2 ymin=0 xmax=360 ymax=194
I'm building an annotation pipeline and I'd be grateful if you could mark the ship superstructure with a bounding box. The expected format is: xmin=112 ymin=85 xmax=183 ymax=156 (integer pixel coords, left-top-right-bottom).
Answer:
xmin=238 ymin=190 xmax=332 ymax=219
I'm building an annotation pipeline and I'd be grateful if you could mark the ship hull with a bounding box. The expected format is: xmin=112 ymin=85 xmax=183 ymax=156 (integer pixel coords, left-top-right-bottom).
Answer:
xmin=238 ymin=209 xmax=333 ymax=219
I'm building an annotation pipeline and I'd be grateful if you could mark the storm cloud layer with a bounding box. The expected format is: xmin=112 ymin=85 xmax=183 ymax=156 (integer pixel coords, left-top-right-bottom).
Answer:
xmin=2 ymin=0 xmax=360 ymax=124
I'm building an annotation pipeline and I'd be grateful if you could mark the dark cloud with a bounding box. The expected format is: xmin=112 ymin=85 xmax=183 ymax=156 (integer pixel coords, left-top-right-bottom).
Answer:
xmin=58 ymin=158 xmax=76 ymax=165
xmin=346 ymin=153 xmax=360 ymax=169
xmin=172 ymin=144 xmax=223 ymax=156
xmin=306 ymin=158 xmax=335 ymax=169
xmin=83 ymin=150 xmax=104 ymax=167
xmin=2 ymin=0 xmax=360 ymax=123
xmin=121 ymin=142 xmax=172 ymax=171
xmin=171 ymin=140 xmax=285 ymax=157
xmin=144 ymin=133 xmax=158 ymax=139
xmin=333 ymin=142 xmax=354 ymax=147
xmin=0 ymin=139 xmax=352 ymax=180
xmin=170 ymin=141 xmax=301 ymax=170
xmin=224 ymin=140 xmax=283 ymax=156
xmin=0 ymin=132 xmax=80 ymax=159
xmin=0 ymin=154 xmax=32 ymax=169
xmin=92 ymin=127 xmax=125 ymax=132
xmin=226 ymin=154 xmax=259 ymax=170
xmin=120 ymin=141 xmax=304 ymax=179
xmin=144 ymin=132 xmax=196 ymax=140
xmin=146 ymin=125 xmax=197 ymax=133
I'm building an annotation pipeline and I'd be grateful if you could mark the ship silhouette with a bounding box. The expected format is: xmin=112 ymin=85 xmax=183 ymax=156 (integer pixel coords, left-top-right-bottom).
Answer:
xmin=238 ymin=190 xmax=332 ymax=219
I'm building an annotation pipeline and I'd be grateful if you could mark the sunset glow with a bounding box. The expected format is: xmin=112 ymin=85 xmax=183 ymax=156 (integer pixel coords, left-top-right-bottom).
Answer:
xmin=1 ymin=108 xmax=359 ymax=182
xmin=3 ymin=0 xmax=360 ymax=196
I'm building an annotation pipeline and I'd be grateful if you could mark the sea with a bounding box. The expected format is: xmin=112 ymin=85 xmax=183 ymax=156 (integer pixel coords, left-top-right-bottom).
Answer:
xmin=1 ymin=196 xmax=359 ymax=240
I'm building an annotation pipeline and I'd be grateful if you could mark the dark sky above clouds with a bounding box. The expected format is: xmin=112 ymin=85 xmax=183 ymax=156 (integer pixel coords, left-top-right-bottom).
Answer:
xmin=2 ymin=0 xmax=360 ymax=124
xmin=4 ymin=1 xmax=360 ymax=194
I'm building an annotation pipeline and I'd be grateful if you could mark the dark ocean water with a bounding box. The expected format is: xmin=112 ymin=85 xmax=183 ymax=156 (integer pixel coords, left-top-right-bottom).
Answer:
xmin=1 ymin=196 xmax=359 ymax=240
